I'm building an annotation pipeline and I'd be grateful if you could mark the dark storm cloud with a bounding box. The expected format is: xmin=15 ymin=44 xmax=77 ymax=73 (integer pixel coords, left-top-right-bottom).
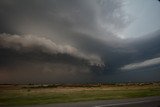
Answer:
xmin=0 ymin=0 xmax=129 ymax=40
xmin=0 ymin=45 xmax=94 ymax=83
xmin=0 ymin=32 xmax=104 ymax=83
xmin=120 ymin=30 xmax=160 ymax=71
xmin=0 ymin=33 xmax=103 ymax=65
xmin=0 ymin=0 xmax=160 ymax=83
xmin=92 ymin=29 xmax=160 ymax=82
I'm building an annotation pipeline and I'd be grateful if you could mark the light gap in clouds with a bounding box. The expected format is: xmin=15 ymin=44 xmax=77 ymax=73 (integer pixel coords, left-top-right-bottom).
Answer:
xmin=121 ymin=57 xmax=160 ymax=70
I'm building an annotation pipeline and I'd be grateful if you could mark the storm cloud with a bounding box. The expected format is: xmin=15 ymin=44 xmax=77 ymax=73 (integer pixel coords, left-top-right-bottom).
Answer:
xmin=0 ymin=0 xmax=160 ymax=83
xmin=0 ymin=33 xmax=103 ymax=66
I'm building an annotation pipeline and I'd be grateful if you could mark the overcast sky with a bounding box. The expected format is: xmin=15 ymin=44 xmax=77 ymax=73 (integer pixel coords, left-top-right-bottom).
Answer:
xmin=0 ymin=0 xmax=160 ymax=84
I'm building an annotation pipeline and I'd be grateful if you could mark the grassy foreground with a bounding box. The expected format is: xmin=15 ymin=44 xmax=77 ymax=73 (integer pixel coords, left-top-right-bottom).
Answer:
xmin=0 ymin=83 xmax=160 ymax=106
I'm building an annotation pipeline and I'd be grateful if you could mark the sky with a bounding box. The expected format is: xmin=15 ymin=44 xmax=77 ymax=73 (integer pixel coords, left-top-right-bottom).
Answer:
xmin=0 ymin=0 xmax=160 ymax=84
xmin=122 ymin=0 xmax=160 ymax=38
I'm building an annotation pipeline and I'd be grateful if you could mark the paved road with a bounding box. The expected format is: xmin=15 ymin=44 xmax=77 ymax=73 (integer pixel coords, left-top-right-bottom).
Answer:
xmin=14 ymin=96 xmax=160 ymax=107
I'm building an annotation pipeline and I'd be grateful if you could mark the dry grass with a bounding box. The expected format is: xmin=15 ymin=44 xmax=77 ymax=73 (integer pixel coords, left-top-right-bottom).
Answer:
xmin=0 ymin=83 xmax=160 ymax=106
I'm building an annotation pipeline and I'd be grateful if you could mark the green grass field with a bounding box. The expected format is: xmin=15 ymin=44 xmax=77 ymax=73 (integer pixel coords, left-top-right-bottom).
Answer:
xmin=0 ymin=83 xmax=160 ymax=106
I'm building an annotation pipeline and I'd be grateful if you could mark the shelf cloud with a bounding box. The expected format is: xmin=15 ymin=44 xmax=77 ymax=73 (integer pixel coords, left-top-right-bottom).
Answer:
xmin=0 ymin=33 xmax=104 ymax=66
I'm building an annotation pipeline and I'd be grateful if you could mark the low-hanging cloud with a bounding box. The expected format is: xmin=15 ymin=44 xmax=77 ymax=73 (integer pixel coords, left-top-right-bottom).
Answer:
xmin=121 ymin=57 xmax=160 ymax=70
xmin=0 ymin=33 xmax=104 ymax=66
xmin=0 ymin=0 xmax=160 ymax=83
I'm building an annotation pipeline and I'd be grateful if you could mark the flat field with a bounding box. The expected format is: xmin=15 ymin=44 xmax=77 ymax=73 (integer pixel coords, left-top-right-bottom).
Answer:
xmin=0 ymin=83 xmax=160 ymax=106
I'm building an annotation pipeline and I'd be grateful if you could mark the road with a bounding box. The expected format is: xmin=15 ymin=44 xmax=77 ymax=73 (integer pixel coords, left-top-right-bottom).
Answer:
xmin=14 ymin=96 xmax=160 ymax=107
